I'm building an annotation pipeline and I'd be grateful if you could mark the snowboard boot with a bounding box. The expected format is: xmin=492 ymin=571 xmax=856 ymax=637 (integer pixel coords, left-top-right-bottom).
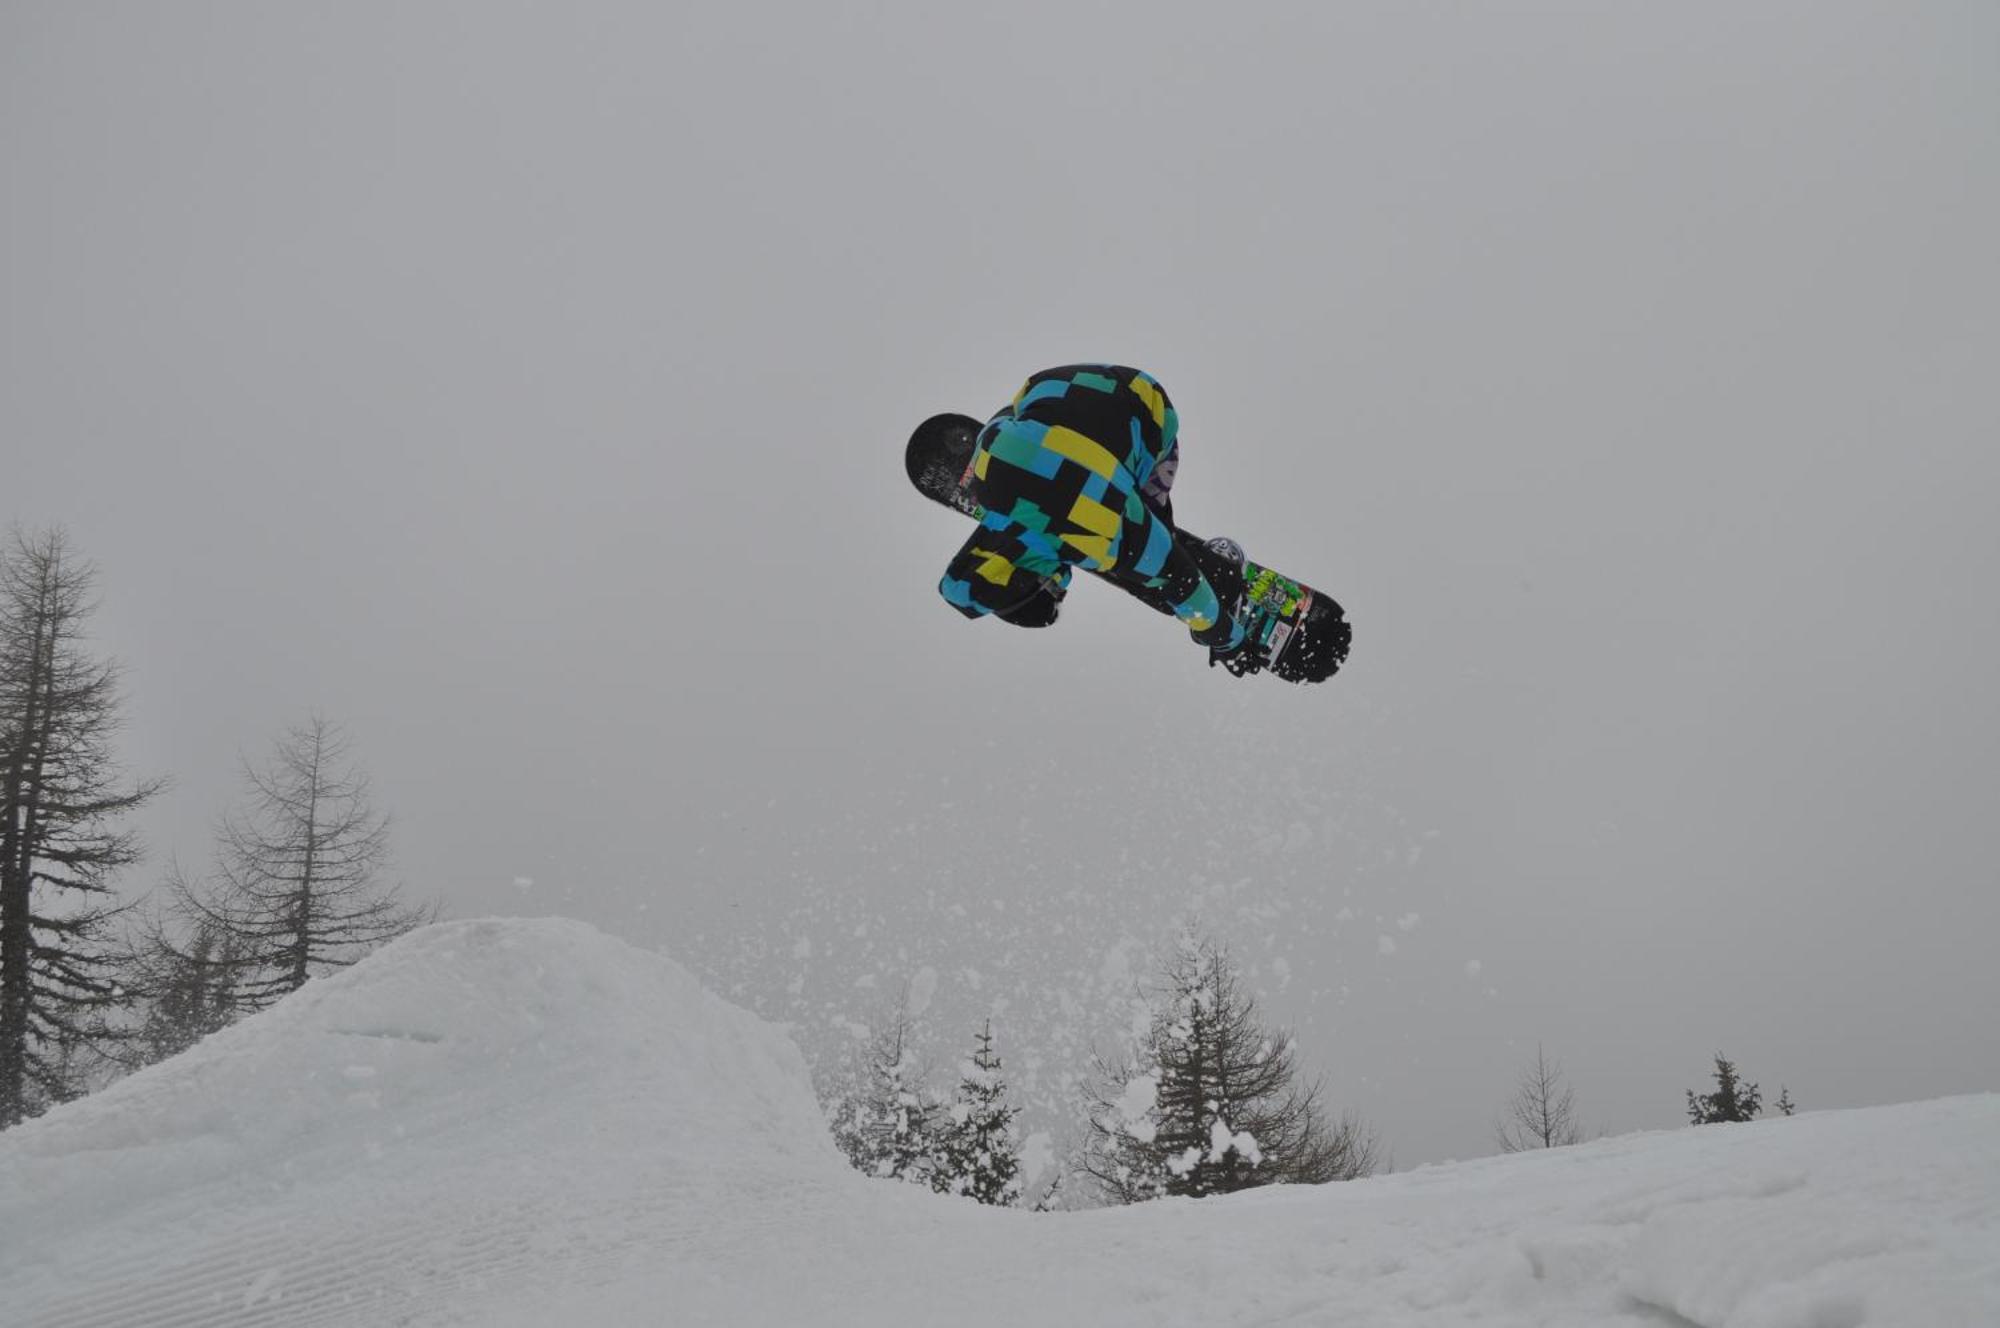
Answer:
xmin=1190 ymin=535 xmax=1265 ymax=674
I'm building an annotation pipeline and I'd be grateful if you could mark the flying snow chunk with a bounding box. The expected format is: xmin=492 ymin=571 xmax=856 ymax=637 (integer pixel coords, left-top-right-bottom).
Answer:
xmin=1018 ymin=1130 xmax=1054 ymax=1190
xmin=1378 ymin=936 xmax=1398 ymax=956
xmin=1209 ymin=1118 xmax=1263 ymax=1167
xmin=1465 ymin=959 xmax=1484 ymax=979
xmin=1110 ymin=1073 xmax=1159 ymax=1142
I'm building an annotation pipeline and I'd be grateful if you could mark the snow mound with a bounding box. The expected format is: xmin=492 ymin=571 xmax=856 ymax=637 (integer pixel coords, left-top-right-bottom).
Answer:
xmin=2 ymin=917 xmax=1996 ymax=1327
xmin=0 ymin=917 xmax=845 ymax=1328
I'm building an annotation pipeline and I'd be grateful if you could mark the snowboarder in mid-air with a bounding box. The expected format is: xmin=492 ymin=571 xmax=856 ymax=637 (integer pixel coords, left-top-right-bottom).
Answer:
xmin=914 ymin=364 xmax=1270 ymax=676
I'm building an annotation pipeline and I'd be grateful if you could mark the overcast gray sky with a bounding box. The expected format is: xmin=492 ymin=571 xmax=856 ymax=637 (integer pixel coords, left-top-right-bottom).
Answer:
xmin=6 ymin=1 xmax=1996 ymax=1166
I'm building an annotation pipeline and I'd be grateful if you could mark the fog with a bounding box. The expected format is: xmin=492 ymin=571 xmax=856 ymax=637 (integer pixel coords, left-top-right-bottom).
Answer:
xmin=5 ymin=1 xmax=1996 ymax=1165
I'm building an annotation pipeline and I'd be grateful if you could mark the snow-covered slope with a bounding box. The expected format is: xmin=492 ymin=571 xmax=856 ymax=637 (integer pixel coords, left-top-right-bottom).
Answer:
xmin=0 ymin=918 xmax=842 ymax=1327
xmin=2 ymin=919 xmax=1994 ymax=1328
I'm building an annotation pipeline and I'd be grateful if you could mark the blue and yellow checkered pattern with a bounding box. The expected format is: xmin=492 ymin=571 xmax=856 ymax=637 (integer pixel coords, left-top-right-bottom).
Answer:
xmin=938 ymin=366 xmax=1242 ymax=651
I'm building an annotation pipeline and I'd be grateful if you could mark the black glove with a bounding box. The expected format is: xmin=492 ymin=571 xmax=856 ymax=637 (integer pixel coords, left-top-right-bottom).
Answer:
xmin=1210 ymin=637 xmax=1267 ymax=676
xmin=994 ymin=577 xmax=1065 ymax=628
xmin=1204 ymin=590 xmax=1264 ymax=676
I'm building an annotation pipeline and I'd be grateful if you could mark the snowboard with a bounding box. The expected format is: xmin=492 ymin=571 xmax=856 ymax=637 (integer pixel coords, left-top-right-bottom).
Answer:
xmin=906 ymin=413 xmax=1350 ymax=684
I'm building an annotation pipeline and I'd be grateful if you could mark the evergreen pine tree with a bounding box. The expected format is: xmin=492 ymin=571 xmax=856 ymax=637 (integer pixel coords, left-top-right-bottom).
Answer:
xmin=131 ymin=911 xmax=241 ymax=1064
xmin=932 ymin=1020 xmax=1022 ymax=1206
xmin=1776 ymin=1085 xmax=1796 ymax=1117
xmin=1687 ymin=1053 xmax=1763 ymax=1124
xmin=874 ymin=1027 xmax=941 ymax=1185
xmin=829 ymin=1000 xmax=942 ymax=1186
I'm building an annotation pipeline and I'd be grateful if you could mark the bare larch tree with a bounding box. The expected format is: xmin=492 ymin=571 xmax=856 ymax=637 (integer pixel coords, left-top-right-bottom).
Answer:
xmin=0 ymin=529 xmax=162 ymax=1125
xmin=1083 ymin=934 xmax=1377 ymax=1203
xmin=167 ymin=716 xmax=431 ymax=1014
xmin=1495 ymin=1042 xmax=1583 ymax=1152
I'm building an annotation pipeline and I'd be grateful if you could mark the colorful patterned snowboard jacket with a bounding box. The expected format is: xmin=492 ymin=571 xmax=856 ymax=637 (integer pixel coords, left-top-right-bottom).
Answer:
xmin=937 ymin=365 xmax=1245 ymax=651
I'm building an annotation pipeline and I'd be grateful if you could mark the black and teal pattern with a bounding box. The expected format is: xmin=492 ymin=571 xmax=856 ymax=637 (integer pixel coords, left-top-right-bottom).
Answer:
xmin=938 ymin=366 xmax=1244 ymax=652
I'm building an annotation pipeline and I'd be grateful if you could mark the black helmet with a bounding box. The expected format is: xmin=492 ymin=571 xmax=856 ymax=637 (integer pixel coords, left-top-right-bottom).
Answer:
xmin=905 ymin=413 xmax=984 ymax=513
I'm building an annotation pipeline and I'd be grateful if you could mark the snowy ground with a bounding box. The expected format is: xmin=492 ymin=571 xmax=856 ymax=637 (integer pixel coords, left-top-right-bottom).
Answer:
xmin=2 ymin=920 xmax=1993 ymax=1328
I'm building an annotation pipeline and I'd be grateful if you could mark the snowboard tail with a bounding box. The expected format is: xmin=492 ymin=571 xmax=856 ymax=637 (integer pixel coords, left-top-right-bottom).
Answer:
xmin=906 ymin=413 xmax=1350 ymax=685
